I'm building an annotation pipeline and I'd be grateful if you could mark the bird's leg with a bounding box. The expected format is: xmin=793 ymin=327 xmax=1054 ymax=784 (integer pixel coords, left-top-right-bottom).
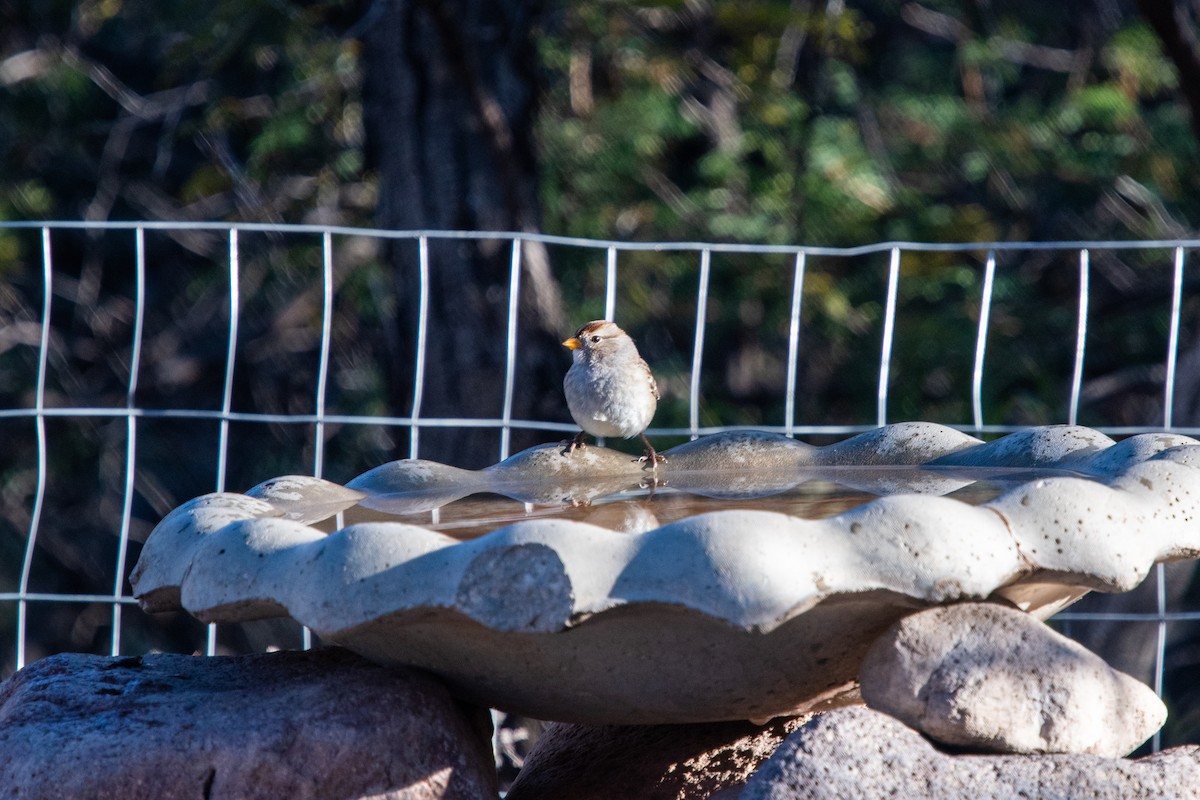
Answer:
xmin=561 ymin=430 xmax=589 ymax=456
xmin=637 ymin=433 xmax=667 ymax=469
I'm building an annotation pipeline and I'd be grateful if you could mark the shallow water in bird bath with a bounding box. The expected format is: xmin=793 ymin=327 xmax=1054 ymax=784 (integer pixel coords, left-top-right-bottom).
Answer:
xmin=340 ymin=464 xmax=1095 ymax=541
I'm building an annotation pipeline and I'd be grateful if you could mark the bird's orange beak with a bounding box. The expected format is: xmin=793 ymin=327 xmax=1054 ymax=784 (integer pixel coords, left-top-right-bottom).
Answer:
xmin=562 ymin=337 xmax=580 ymax=350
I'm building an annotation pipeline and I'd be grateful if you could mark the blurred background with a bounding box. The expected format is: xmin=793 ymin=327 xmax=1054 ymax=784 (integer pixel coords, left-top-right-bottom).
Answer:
xmin=2 ymin=0 xmax=1200 ymax=750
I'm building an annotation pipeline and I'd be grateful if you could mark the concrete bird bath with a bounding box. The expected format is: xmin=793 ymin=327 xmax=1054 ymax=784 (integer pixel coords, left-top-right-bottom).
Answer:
xmin=130 ymin=422 xmax=1200 ymax=724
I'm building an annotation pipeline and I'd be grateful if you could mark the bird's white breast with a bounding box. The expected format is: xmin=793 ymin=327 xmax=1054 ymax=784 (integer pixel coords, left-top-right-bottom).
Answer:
xmin=564 ymin=357 xmax=656 ymax=439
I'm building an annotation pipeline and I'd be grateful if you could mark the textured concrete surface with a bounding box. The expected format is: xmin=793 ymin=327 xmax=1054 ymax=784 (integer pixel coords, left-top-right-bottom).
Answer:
xmin=130 ymin=424 xmax=1200 ymax=724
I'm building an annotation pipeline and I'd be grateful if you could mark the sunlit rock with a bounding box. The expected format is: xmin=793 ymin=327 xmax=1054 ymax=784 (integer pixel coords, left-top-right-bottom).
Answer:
xmin=741 ymin=706 xmax=1199 ymax=800
xmin=860 ymin=603 xmax=1166 ymax=756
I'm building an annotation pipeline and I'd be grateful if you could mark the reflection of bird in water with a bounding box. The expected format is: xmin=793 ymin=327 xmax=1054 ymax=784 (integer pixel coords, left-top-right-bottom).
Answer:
xmin=561 ymin=320 xmax=664 ymax=469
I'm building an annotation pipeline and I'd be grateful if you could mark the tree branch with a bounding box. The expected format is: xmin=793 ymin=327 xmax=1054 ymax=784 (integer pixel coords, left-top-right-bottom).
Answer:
xmin=901 ymin=3 xmax=1079 ymax=72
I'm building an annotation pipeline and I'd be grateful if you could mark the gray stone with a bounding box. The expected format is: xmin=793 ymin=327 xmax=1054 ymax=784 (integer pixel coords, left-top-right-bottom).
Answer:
xmin=0 ymin=648 xmax=497 ymax=800
xmin=859 ymin=603 xmax=1166 ymax=756
xmin=741 ymin=706 xmax=1200 ymax=800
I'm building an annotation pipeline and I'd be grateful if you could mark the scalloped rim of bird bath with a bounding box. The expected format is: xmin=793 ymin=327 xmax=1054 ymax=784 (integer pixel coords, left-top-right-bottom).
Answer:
xmin=129 ymin=423 xmax=1200 ymax=724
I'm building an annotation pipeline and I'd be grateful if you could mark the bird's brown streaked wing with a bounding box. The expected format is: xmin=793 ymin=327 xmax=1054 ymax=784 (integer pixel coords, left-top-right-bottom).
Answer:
xmin=643 ymin=361 xmax=660 ymax=400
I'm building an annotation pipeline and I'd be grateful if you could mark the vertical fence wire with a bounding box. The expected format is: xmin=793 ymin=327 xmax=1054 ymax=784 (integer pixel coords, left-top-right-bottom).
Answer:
xmin=109 ymin=227 xmax=147 ymax=656
xmin=1153 ymin=561 xmax=1168 ymax=753
xmin=971 ymin=250 xmax=997 ymax=434
xmin=784 ymin=251 xmax=807 ymax=438
xmin=499 ymin=238 xmax=523 ymax=461
xmin=1164 ymin=246 xmax=1185 ymax=430
xmin=15 ymin=228 xmax=53 ymax=671
xmin=877 ymin=247 xmax=901 ymax=428
xmin=215 ymin=229 xmax=241 ymax=494
xmin=302 ymin=230 xmax=338 ymax=651
xmin=598 ymin=246 xmax=620 ymax=448
xmin=689 ymin=249 xmax=712 ymax=440
xmin=313 ymin=231 xmax=335 ymax=479
xmin=208 ymin=227 xmax=242 ymax=656
xmin=1068 ymin=249 xmax=1090 ymax=427
xmin=604 ymin=246 xmax=618 ymax=322
xmin=410 ymin=236 xmax=431 ymax=460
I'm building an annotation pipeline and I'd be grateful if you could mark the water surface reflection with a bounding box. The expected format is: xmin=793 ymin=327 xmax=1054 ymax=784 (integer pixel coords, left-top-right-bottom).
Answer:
xmin=343 ymin=465 xmax=1094 ymax=540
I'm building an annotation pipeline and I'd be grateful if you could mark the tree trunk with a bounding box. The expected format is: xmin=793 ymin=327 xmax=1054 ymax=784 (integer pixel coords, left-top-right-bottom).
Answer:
xmin=363 ymin=0 xmax=567 ymax=468
xmin=1138 ymin=0 xmax=1200 ymax=142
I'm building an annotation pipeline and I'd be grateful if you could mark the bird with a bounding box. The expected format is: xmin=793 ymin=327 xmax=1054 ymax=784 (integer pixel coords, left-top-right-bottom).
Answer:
xmin=561 ymin=319 xmax=665 ymax=468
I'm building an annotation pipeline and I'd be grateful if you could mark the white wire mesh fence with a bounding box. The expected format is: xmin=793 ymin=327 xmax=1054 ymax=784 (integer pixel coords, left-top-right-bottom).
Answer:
xmin=1 ymin=221 xmax=1198 ymax=749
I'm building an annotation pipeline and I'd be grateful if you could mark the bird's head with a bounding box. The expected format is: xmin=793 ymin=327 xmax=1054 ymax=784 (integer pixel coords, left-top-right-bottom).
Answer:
xmin=563 ymin=320 xmax=627 ymax=357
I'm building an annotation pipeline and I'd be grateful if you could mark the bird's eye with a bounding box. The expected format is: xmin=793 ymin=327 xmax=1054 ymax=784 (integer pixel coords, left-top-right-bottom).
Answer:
xmin=591 ymin=335 xmax=601 ymax=343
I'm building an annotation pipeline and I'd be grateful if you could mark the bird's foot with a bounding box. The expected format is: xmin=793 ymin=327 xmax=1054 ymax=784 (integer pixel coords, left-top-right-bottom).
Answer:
xmin=636 ymin=434 xmax=666 ymax=470
xmin=635 ymin=451 xmax=667 ymax=470
xmin=561 ymin=431 xmax=589 ymax=456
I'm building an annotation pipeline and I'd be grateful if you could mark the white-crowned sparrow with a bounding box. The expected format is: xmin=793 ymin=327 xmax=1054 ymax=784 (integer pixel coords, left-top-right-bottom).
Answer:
xmin=562 ymin=320 xmax=665 ymax=468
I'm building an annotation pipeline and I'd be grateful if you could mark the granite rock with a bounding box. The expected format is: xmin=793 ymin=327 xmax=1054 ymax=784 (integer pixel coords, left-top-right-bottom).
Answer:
xmin=742 ymin=706 xmax=1200 ymax=800
xmin=0 ymin=648 xmax=497 ymax=800
xmin=859 ymin=602 xmax=1166 ymax=756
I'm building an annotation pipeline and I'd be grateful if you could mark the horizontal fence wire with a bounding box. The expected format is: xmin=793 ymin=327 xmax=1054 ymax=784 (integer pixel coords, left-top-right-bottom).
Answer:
xmin=1 ymin=221 xmax=1197 ymax=752
xmin=3 ymin=219 xmax=1200 ymax=253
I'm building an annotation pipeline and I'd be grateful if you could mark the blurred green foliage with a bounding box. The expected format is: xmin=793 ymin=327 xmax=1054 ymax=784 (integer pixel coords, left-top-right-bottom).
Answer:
xmin=532 ymin=1 xmax=1200 ymax=439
